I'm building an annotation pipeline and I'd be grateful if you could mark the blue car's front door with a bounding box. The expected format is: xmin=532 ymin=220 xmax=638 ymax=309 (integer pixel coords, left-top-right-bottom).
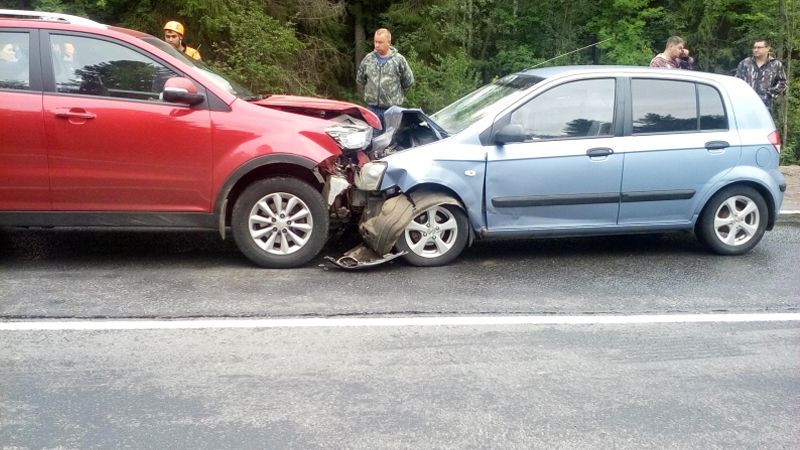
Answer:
xmin=485 ymin=78 xmax=624 ymax=232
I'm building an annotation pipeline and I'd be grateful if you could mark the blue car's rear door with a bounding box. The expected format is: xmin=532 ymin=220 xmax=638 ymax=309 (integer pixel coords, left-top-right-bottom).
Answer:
xmin=617 ymin=78 xmax=741 ymax=225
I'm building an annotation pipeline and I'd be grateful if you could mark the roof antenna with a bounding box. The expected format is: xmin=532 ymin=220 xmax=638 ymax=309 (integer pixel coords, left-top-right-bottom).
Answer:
xmin=530 ymin=38 xmax=613 ymax=69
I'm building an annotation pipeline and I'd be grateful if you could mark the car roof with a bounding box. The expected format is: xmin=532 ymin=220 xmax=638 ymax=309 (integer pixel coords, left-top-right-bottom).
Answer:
xmin=0 ymin=22 xmax=153 ymax=39
xmin=0 ymin=9 xmax=107 ymax=28
xmin=520 ymin=65 xmax=735 ymax=84
xmin=0 ymin=10 xmax=156 ymax=39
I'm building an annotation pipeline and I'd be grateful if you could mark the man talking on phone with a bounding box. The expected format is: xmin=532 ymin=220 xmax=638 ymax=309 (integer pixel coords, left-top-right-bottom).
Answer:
xmin=650 ymin=36 xmax=693 ymax=70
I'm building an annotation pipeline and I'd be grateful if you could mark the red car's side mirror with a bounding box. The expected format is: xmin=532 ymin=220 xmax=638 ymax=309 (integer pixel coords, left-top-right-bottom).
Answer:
xmin=162 ymin=77 xmax=205 ymax=106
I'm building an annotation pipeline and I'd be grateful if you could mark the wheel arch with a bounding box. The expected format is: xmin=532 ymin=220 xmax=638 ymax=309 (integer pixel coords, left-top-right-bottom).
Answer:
xmin=214 ymin=154 xmax=325 ymax=238
xmin=406 ymin=183 xmax=467 ymax=207
xmin=698 ymin=180 xmax=777 ymax=231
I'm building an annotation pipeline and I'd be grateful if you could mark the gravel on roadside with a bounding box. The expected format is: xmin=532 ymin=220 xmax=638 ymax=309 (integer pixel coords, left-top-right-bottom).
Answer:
xmin=781 ymin=165 xmax=800 ymax=212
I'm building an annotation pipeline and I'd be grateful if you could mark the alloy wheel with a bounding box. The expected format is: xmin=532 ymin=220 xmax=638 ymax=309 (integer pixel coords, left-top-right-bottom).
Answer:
xmin=403 ymin=206 xmax=460 ymax=258
xmin=713 ymin=195 xmax=760 ymax=246
xmin=248 ymin=192 xmax=314 ymax=255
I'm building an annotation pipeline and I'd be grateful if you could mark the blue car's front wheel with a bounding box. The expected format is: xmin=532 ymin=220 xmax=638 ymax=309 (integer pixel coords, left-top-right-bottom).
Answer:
xmin=395 ymin=204 xmax=469 ymax=266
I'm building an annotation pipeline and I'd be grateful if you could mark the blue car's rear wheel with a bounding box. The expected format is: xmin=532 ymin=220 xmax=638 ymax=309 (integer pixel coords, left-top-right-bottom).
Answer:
xmin=696 ymin=185 xmax=768 ymax=255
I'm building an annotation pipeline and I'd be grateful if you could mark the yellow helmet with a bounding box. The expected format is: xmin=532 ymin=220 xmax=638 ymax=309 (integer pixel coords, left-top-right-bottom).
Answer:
xmin=163 ymin=21 xmax=185 ymax=36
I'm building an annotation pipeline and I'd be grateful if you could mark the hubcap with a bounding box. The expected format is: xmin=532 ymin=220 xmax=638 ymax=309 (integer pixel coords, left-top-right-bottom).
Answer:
xmin=713 ymin=195 xmax=760 ymax=247
xmin=248 ymin=192 xmax=313 ymax=255
xmin=404 ymin=206 xmax=458 ymax=258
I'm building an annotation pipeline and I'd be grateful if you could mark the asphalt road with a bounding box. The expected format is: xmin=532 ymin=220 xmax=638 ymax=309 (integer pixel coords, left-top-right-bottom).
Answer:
xmin=1 ymin=217 xmax=799 ymax=449
xmin=1 ymin=216 xmax=798 ymax=318
xmin=2 ymin=321 xmax=798 ymax=450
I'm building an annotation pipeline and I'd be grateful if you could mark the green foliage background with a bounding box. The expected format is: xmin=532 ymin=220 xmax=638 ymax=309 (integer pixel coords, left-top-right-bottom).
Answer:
xmin=3 ymin=0 xmax=798 ymax=163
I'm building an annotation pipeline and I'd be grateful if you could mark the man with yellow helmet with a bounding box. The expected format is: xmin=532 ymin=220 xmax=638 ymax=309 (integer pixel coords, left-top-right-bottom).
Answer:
xmin=163 ymin=21 xmax=201 ymax=61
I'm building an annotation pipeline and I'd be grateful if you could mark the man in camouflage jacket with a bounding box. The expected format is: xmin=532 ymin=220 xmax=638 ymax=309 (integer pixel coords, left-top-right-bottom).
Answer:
xmin=736 ymin=39 xmax=787 ymax=110
xmin=649 ymin=36 xmax=693 ymax=70
xmin=357 ymin=28 xmax=414 ymax=135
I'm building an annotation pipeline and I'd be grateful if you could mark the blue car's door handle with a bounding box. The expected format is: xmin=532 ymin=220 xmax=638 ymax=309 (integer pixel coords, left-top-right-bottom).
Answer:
xmin=586 ymin=147 xmax=614 ymax=157
xmin=705 ymin=141 xmax=729 ymax=150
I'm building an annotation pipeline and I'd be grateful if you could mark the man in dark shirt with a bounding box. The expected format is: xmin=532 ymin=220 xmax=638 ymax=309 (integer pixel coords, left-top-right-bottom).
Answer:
xmin=735 ymin=39 xmax=787 ymax=110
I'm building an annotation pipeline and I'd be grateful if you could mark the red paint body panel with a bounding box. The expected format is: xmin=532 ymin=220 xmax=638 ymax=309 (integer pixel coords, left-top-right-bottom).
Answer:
xmin=209 ymin=100 xmax=343 ymax=199
xmin=1 ymin=18 xmax=362 ymax=217
xmin=43 ymin=95 xmax=213 ymax=211
xmin=0 ymin=91 xmax=49 ymax=210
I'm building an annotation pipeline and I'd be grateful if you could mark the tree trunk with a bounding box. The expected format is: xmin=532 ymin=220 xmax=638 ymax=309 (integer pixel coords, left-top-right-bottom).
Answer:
xmin=467 ymin=0 xmax=473 ymax=55
xmin=779 ymin=0 xmax=787 ymax=61
xmin=355 ymin=13 xmax=366 ymax=97
xmin=782 ymin=0 xmax=794 ymax=154
xmin=479 ymin=18 xmax=493 ymax=62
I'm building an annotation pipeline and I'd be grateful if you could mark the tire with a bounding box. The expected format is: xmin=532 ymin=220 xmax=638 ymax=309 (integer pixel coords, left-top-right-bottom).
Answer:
xmin=232 ymin=177 xmax=329 ymax=268
xmin=695 ymin=185 xmax=768 ymax=255
xmin=395 ymin=204 xmax=469 ymax=267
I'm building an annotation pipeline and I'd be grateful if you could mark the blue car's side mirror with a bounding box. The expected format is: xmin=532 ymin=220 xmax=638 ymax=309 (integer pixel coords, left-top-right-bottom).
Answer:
xmin=494 ymin=124 xmax=526 ymax=144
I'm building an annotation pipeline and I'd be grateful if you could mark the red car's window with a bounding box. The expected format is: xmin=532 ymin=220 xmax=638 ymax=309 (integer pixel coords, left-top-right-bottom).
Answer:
xmin=0 ymin=31 xmax=30 ymax=90
xmin=50 ymin=34 xmax=178 ymax=102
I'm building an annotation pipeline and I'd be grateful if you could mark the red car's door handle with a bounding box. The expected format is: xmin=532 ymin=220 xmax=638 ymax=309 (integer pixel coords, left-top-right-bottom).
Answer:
xmin=54 ymin=108 xmax=97 ymax=120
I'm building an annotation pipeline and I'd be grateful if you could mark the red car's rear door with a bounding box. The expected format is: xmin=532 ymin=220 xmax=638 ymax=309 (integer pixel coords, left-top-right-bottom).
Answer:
xmin=0 ymin=29 xmax=49 ymax=211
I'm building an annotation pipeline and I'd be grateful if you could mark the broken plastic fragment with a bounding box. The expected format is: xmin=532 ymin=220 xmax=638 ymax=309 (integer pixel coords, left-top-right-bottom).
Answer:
xmin=323 ymin=243 xmax=406 ymax=270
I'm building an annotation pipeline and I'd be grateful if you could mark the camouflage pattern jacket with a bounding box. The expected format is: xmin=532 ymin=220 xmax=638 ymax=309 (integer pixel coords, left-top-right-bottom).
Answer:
xmin=356 ymin=47 xmax=414 ymax=108
xmin=649 ymin=54 xmax=693 ymax=70
xmin=735 ymin=57 xmax=787 ymax=108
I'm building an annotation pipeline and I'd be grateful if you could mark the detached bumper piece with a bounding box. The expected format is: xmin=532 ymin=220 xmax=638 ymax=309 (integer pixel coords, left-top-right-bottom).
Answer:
xmin=324 ymin=244 xmax=406 ymax=270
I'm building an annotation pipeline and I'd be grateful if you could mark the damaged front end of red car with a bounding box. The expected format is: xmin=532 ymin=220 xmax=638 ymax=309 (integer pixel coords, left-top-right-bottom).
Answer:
xmin=261 ymin=99 xmax=449 ymax=269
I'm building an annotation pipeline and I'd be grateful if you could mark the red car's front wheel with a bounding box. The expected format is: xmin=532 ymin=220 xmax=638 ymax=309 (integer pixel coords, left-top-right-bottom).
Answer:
xmin=232 ymin=177 xmax=329 ymax=268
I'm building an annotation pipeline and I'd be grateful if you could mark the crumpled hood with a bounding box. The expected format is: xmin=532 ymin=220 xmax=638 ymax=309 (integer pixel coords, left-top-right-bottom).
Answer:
xmin=370 ymin=106 xmax=448 ymax=157
xmin=254 ymin=95 xmax=382 ymax=130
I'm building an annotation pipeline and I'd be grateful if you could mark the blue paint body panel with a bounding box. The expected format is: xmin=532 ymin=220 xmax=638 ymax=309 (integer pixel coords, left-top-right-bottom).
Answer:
xmin=377 ymin=66 xmax=785 ymax=241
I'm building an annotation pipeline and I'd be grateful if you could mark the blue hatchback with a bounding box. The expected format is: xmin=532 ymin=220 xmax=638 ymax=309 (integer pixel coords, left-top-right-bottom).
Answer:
xmin=354 ymin=66 xmax=787 ymax=267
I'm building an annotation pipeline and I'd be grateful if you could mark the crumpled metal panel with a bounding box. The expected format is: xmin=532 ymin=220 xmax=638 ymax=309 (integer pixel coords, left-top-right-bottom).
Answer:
xmin=370 ymin=106 xmax=446 ymax=158
xmin=359 ymin=191 xmax=461 ymax=256
xmin=323 ymin=191 xmax=463 ymax=269
xmin=254 ymin=95 xmax=382 ymax=129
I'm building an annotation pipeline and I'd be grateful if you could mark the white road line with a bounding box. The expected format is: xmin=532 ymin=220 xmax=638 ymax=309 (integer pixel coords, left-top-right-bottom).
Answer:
xmin=780 ymin=210 xmax=800 ymax=214
xmin=1 ymin=313 xmax=799 ymax=331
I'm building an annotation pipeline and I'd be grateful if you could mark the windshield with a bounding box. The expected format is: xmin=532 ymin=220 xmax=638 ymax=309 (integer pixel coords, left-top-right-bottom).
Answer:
xmin=431 ymin=74 xmax=544 ymax=135
xmin=139 ymin=37 xmax=257 ymax=100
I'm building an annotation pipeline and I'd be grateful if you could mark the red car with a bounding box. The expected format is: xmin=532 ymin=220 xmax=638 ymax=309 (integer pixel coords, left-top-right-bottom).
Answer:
xmin=0 ymin=10 xmax=380 ymax=268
